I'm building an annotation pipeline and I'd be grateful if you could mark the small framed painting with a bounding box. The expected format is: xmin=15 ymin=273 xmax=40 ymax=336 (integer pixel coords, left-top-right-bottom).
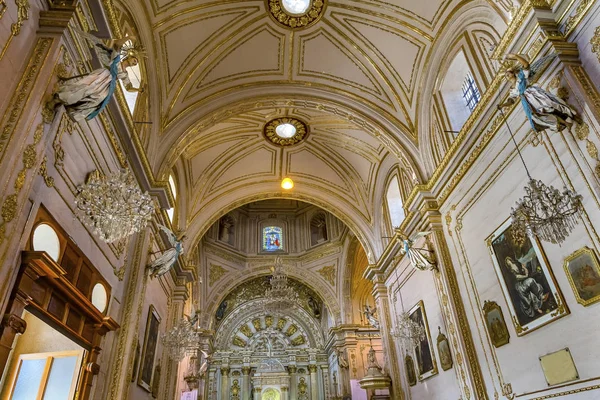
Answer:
xmin=563 ymin=246 xmax=600 ymax=306
xmin=483 ymin=300 xmax=510 ymax=348
xmin=139 ymin=305 xmax=161 ymax=391
xmin=408 ymin=300 xmax=438 ymax=380
xmin=486 ymin=218 xmax=568 ymax=336
xmin=405 ymin=355 xmax=417 ymax=386
xmin=436 ymin=327 xmax=453 ymax=371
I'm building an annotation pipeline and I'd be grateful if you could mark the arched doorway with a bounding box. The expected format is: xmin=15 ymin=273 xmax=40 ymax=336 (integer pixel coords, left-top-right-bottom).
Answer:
xmin=261 ymin=387 xmax=281 ymax=400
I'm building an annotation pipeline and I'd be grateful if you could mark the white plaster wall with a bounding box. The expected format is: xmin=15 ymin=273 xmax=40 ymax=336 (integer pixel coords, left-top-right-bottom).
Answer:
xmin=386 ymin=248 xmax=462 ymax=400
xmin=440 ymin=57 xmax=600 ymax=400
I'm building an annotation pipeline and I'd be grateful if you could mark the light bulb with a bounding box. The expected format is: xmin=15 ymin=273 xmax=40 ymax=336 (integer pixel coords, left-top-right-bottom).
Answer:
xmin=281 ymin=178 xmax=294 ymax=190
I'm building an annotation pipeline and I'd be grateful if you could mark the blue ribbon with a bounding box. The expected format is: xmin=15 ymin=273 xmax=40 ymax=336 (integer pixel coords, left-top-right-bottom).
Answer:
xmin=87 ymin=55 xmax=121 ymax=120
xmin=518 ymin=69 xmax=536 ymax=130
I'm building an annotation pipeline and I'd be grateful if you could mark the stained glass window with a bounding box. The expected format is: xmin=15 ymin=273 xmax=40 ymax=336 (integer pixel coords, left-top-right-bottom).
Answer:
xmin=263 ymin=226 xmax=283 ymax=252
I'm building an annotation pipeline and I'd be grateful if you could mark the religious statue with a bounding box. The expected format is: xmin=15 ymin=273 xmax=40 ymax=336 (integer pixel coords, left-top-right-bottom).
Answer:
xmin=400 ymin=231 xmax=437 ymax=271
xmin=498 ymin=53 xmax=581 ymax=132
xmin=363 ymin=304 xmax=379 ymax=328
xmin=337 ymin=349 xmax=349 ymax=369
xmin=367 ymin=346 xmax=378 ymax=369
xmin=307 ymin=296 xmax=321 ymax=318
xmin=46 ymin=28 xmax=145 ymax=122
xmin=198 ymin=349 xmax=210 ymax=377
xmin=216 ymin=300 xmax=228 ymax=321
xmin=147 ymin=224 xmax=186 ymax=278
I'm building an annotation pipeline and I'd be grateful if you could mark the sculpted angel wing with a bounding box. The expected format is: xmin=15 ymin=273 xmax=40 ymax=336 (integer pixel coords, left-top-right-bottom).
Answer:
xmin=71 ymin=27 xmax=112 ymax=67
xmin=157 ymin=223 xmax=178 ymax=247
xmin=410 ymin=231 xmax=432 ymax=242
xmin=528 ymin=53 xmax=556 ymax=81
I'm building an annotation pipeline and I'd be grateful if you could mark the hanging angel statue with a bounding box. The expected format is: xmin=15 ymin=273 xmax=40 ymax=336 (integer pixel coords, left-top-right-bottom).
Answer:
xmin=363 ymin=304 xmax=380 ymax=329
xmin=198 ymin=349 xmax=210 ymax=377
xmin=46 ymin=28 xmax=145 ymax=122
xmin=147 ymin=224 xmax=186 ymax=278
xmin=400 ymin=231 xmax=437 ymax=271
xmin=497 ymin=53 xmax=581 ymax=132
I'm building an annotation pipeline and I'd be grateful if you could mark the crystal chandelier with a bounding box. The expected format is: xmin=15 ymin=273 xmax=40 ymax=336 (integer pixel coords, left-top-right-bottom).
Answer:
xmin=391 ymin=312 xmax=425 ymax=348
xmin=511 ymin=179 xmax=583 ymax=244
xmin=498 ymin=109 xmax=583 ymax=245
xmin=75 ymin=169 xmax=154 ymax=243
xmin=263 ymin=257 xmax=299 ymax=315
xmin=162 ymin=318 xmax=199 ymax=361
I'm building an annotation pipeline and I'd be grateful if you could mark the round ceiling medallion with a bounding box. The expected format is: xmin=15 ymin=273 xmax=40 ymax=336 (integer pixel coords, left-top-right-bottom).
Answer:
xmin=266 ymin=0 xmax=326 ymax=30
xmin=264 ymin=117 xmax=308 ymax=146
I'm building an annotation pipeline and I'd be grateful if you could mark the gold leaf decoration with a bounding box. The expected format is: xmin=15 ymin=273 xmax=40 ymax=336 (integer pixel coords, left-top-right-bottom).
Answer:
xmin=266 ymin=0 xmax=326 ymax=30
xmin=265 ymin=315 xmax=273 ymax=328
xmin=276 ymin=317 xmax=287 ymax=331
xmin=240 ymin=324 xmax=253 ymax=338
xmin=317 ymin=265 xmax=336 ymax=286
xmin=209 ymin=264 xmax=227 ymax=286
xmin=285 ymin=324 xmax=298 ymax=337
xmin=291 ymin=335 xmax=306 ymax=346
xmin=232 ymin=336 xmax=247 ymax=348
xmin=252 ymin=318 xmax=262 ymax=331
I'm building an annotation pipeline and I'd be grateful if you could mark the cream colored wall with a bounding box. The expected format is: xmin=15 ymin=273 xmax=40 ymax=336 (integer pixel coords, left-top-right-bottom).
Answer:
xmin=433 ymin=7 xmax=600 ymax=399
xmin=0 ymin=311 xmax=84 ymax=399
xmin=385 ymin=242 xmax=462 ymax=399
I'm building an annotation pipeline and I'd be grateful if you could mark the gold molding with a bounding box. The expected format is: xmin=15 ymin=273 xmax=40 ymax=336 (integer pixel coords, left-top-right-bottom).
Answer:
xmin=266 ymin=0 xmax=326 ymax=30
xmin=263 ymin=116 xmax=309 ymax=146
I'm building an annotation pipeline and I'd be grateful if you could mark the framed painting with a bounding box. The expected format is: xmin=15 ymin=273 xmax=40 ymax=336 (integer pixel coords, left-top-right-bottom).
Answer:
xmin=405 ymin=355 xmax=417 ymax=386
xmin=408 ymin=301 xmax=438 ymax=380
xmin=436 ymin=327 xmax=453 ymax=371
xmin=139 ymin=305 xmax=161 ymax=391
xmin=487 ymin=219 xmax=568 ymax=336
xmin=563 ymin=246 xmax=600 ymax=306
xmin=482 ymin=300 xmax=510 ymax=348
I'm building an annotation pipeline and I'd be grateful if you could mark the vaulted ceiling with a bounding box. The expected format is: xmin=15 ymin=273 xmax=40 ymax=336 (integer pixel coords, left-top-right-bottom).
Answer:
xmin=118 ymin=0 xmax=507 ymax=255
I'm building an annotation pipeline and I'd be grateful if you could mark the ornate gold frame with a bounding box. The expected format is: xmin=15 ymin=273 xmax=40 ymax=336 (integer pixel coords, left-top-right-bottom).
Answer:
xmin=486 ymin=217 xmax=569 ymax=337
xmin=265 ymin=0 xmax=326 ymax=30
xmin=139 ymin=305 xmax=161 ymax=392
xmin=407 ymin=300 xmax=438 ymax=381
xmin=563 ymin=246 xmax=600 ymax=307
xmin=482 ymin=300 xmax=510 ymax=348
xmin=263 ymin=116 xmax=309 ymax=147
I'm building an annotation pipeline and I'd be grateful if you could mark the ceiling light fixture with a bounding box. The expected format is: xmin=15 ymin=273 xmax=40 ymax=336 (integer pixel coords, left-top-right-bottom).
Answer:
xmin=281 ymin=0 xmax=311 ymax=14
xmin=281 ymin=178 xmax=294 ymax=190
xmin=275 ymin=123 xmax=297 ymax=138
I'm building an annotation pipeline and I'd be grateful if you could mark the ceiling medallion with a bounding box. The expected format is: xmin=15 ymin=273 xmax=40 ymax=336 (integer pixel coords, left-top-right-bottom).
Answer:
xmin=263 ymin=117 xmax=309 ymax=146
xmin=266 ymin=0 xmax=326 ymax=30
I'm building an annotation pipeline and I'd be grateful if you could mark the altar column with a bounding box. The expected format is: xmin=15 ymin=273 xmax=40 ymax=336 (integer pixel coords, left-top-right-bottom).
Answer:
xmin=321 ymin=366 xmax=330 ymax=400
xmin=241 ymin=366 xmax=251 ymax=400
xmin=288 ymin=366 xmax=297 ymax=400
xmin=281 ymin=386 xmax=289 ymax=400
xmin=308 ymin=365 xmax=319 ymax=400
xmin=254 ymin=387 xmax=262 ymax=400
xmin=221 ymin=367 xmax=230 ymax=400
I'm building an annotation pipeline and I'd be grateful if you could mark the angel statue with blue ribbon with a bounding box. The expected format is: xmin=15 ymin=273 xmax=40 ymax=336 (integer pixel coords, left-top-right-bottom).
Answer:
xmin=147 ymin=224 xmax=186 ymax=279
xmin=497 ymin=53 xmax=581 ymax=133
xmin=400 ymin=231 xmax=437 ymax=271
xmin=47 ymin=28 xmax=145 ymax=122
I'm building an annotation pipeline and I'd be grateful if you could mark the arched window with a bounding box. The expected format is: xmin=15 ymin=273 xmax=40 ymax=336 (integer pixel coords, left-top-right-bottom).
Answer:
xmin=310 ymin=213 xmax=328 ymax=246
xmin=167 ymin=175 xmax=177 ymax=223
xmin=262 ymin=226 xmax=283 ymax=252
xmin=32 ymin=223 xmax=61 ymax=262
xmin=439 ymin=50 xmax=481 ymax=132
xmin=386 ymin=176 xmax=405 ymax=228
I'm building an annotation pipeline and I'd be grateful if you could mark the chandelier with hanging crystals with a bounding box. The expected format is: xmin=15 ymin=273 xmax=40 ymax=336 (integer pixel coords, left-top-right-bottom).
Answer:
xmin=263 ymin=257 xmax=300 ymax=315
xmin=74 ymin=169 xmax=154 ymax=243
xmin=162 ymin=319 xmax=199 ymax=361
xmin=390 ymin=312 xmax=426 ymax=348
xmin=511 ymin=178 xmax=583 ymax=245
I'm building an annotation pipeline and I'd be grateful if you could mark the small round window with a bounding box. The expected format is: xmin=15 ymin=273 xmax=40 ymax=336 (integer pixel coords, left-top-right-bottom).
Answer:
xmin=91 ymin=283 xmax=108 ymax=313
xmin=32 ymin=223 xmax=61 ymax=262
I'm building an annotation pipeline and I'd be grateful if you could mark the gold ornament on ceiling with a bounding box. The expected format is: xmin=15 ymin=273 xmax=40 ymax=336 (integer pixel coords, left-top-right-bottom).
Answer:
xmin=266 ymin=0 xmax=326 ymax=30
xmin=263 ymin=117 xmax=309 ymax=146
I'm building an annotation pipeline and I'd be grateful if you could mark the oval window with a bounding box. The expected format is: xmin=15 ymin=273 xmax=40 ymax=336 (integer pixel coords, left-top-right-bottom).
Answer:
xmin=91 ymin=283 xmax=108 ymax=313
xmin=32 ymin=224 xmax=61 ymax=262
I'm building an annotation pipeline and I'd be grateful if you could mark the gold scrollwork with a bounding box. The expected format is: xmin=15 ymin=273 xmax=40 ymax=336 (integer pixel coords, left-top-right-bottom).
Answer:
xmin=11 ymin=0 xmax=29 ymax=36
xmin=574 ymin=123 xmax=600 ymax=179
xmin=263 ymin=116 xmax=309 ymax=147
xmin=591 ymin=26 xmax=600 ymax=64
xmin=0 ymin=0 xmax=6 ymax=19
xmin=38 ymin=156 xmax=55 ymax=187
xmin=266 ymin=0 xmax=326 ymax=30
